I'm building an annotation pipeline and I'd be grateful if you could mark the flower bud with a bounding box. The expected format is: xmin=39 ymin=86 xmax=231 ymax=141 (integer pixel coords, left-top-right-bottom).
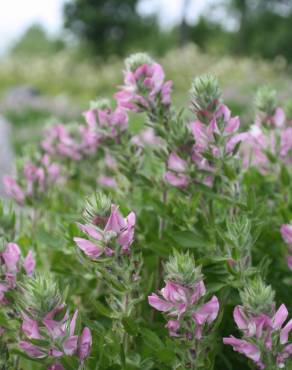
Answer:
xmin=227 ymin=216 xmax=252 ymax=250
xmin=78 ymin=327 xmax=92 ymax=362
xmin=164 ymin=250 xmax=202 ymax=286
xmin=83 ymin=192 xmax=112 ymax=226
xmin=90 ymin=98 xmax=111 ymax=110
xmin=125 ymin=52 xmax=153 ymax=72
xmin=16 ymin=273 xmax=63 ymax=321
xmin=255 ymin=86 xmax=277 ymax=116
xmin=239 ymin=278 xmax=275 ymax=316
xmin=190 ymin=74 xmax=222 ymax=120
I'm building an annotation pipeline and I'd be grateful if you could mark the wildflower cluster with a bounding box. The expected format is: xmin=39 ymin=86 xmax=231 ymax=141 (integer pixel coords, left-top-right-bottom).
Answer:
xmin=165 ymin=75 xmax=244 ymax=189
xmin=2 ymin=52 xmax=292 ymax=370
xmin=3 ymin=154 xmax=61 ymax=205
xmin=280 ymin=224 xmax=292 ymax=270
xmin=240 ymin=87 xmax=292 ymax=173
xmin=224 ymin=280 xmax=292 ymax=369
xmin=16 ymin=275 xmax=91 ymax=369
xmin=74 ymin=193 xmax=135 ymax=258
xmin=115 ymin=52 xmax=172 ymax=114
xmin=149 ymin=252 xmax=219 ymax=368
xmin=0 ymin=243 xmax=35 ymax=305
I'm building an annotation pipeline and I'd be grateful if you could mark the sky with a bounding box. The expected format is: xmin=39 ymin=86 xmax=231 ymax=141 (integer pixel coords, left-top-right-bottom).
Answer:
xmin=0 ymin=0 xmax=66 ymax=54
xmin=0 ymin=0 xmax=218 ymax=54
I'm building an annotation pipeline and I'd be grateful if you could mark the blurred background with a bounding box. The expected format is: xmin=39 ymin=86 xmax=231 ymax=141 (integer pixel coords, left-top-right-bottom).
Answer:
xmin=1 ymin=0 xmax=292 ymax=153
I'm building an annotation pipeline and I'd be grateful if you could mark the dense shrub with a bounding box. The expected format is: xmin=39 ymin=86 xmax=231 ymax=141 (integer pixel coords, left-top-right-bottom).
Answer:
xmin=1 ymin=52 xmax=292 ymax=369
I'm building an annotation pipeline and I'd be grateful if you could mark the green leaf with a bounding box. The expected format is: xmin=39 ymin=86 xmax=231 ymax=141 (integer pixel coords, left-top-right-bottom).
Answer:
xmin=93 ymin=300 xmax=113 ymax=318
xmin=232 ymin=140 xmax=242 ymax=156
xmin=122 ymin=317 xmax=139 ymax=336
xmin=142 ymin=329 xmax=164 ymax=351
xmin=223 ymin=162 xmax=236 ymax=181
xmin=280 ymin=164 xmax=290 ymax=186
xmin=156 ymin=348 xmax=176 ymax=365
xmin=170 ymin=230 xmax=209 ymax=249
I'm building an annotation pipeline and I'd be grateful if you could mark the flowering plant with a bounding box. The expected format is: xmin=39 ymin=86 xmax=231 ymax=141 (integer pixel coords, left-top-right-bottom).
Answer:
xmin=2 ymin=52 xmax=292 ymax=369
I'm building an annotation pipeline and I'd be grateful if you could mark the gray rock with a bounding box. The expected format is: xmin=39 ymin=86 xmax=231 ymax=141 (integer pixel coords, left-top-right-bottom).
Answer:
xmin=0 ymin=85 xmax=81 ymax=118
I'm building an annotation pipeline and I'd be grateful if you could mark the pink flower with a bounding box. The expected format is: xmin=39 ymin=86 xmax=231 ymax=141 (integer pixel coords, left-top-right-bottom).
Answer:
xmin=78 ymin=327 xmax=92 ymax=362
xmin=192 ymin=296 xmax=219 ymax=325
xmin=23 ymin=163 xmax=44 ymax=195
xmin=22 ymin=317 xmax=41 ymax=339
xmin=223 ymin=337 xmax=261 ymax=363
xmin=280 ymin=128 xmax=292 ymax=157
xmin=280 ymin=319 xmax=292 ymax=344
xmin=277 ymin=344 xmax=292 ymax=367
xmin=98 ymin=175 xmax=117 ymax=189
xmin=162 ymin=281 xmax=189 ymax=304
xmin=23 ymin=250 xmax=36 ymax=276
xmin=104 ymin=153 xmax=117 ymax=169
xmin=104 ymin=205 xmax=127 ymax=234
xmin=77 ymin=223 xmax=103 ymax=240
xmin=131 ymin=128 xmax=163 ymax=148
xmin=43 ymin=306 xmax=68 ymax=339
xmin=20 ymin=341 xmax=46 ymax=358
xmin=0 ymin=283 xmax=9 ymax=304
xmin=63 ymin=336 xmax=78 ymax=355
xmin=3 ymin=176 xmax=25 ymax=205
xmin=190 ymin=120 xmax=212 ymax=153
xmin=161 ymin=80 xmax=173 ymax=106
xmin=83 ymin=109 xmax=97 ymax=127
xmin=225 ymin=303 xmax=292 ymax=368
xmin=2 ymin=243 xmax=21 ymax=272
xmin=73 ymin=237 xmax=103 ymax=259
xmin=149 ymin=277 xmax=219 ymax=346
xmin=224 ymin=116 xmax=240 ymax=135
xmin=21 ymin=306 xmax=90 ymax=365
xmin=226 ymin=132 xmax=249 ymax=154
xmin=79 ymin=125 xmax=99 ymax=154
xmin=165 ymin=320 xmax=180 ymax=337
xmin=268 ymin=107 xmax=285 ymax=127
xmin=48 ymin=364 xmax=64 ymax=370
xmin=148 ymin=294 xmax=173 ymax=312
xmin=190 ymin=281 xmax=206 ymax=303
xmin=191 ymin=110 xmax=244 ymax=158
xmin=272 ymin=304 xmax=288 ymax=330
xmin=281 ymin=224 xmax=292 ymax=245
xmin=115 ymin=62 xmax=172 ymax=112
xmin=69 ymin=310 xmax=78 ymax=336
xmin=105 ymin=206 xmax=136 ymax=250
xmin=165 ymin=153 xmax=190 ymax=189
xmin=287 ymin=256 xmax=292 ymax=271
xmin=0 ymin=243 xmax=35 ymax=305
xmin=148 ymin=280 xmax=207 ymax=318
xmin=164 ymin=171 xmax=189 ymax=188
xmin=75 ymin=203 xmax=136 ymax=257
xmin=233 ymin=306 xmax=271 ymax=339
xmin=83 ymin=107 xmax=128 ymax=138
xmin=42 ymin=124 xmax=82 ymax=161
xmin=167 ymin=153 xmax=188 ymax=173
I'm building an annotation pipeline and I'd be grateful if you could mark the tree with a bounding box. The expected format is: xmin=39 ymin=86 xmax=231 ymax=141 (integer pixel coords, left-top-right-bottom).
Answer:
xmin=188 ymin=0 xmax=292 ymax=62
xmin=10 ymin=24 xmax=65 ymax=56
xmin=226 ymin=0 xmax=292 ymax=59
xmin=63 ymin=0 xmax=161 ymax=57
